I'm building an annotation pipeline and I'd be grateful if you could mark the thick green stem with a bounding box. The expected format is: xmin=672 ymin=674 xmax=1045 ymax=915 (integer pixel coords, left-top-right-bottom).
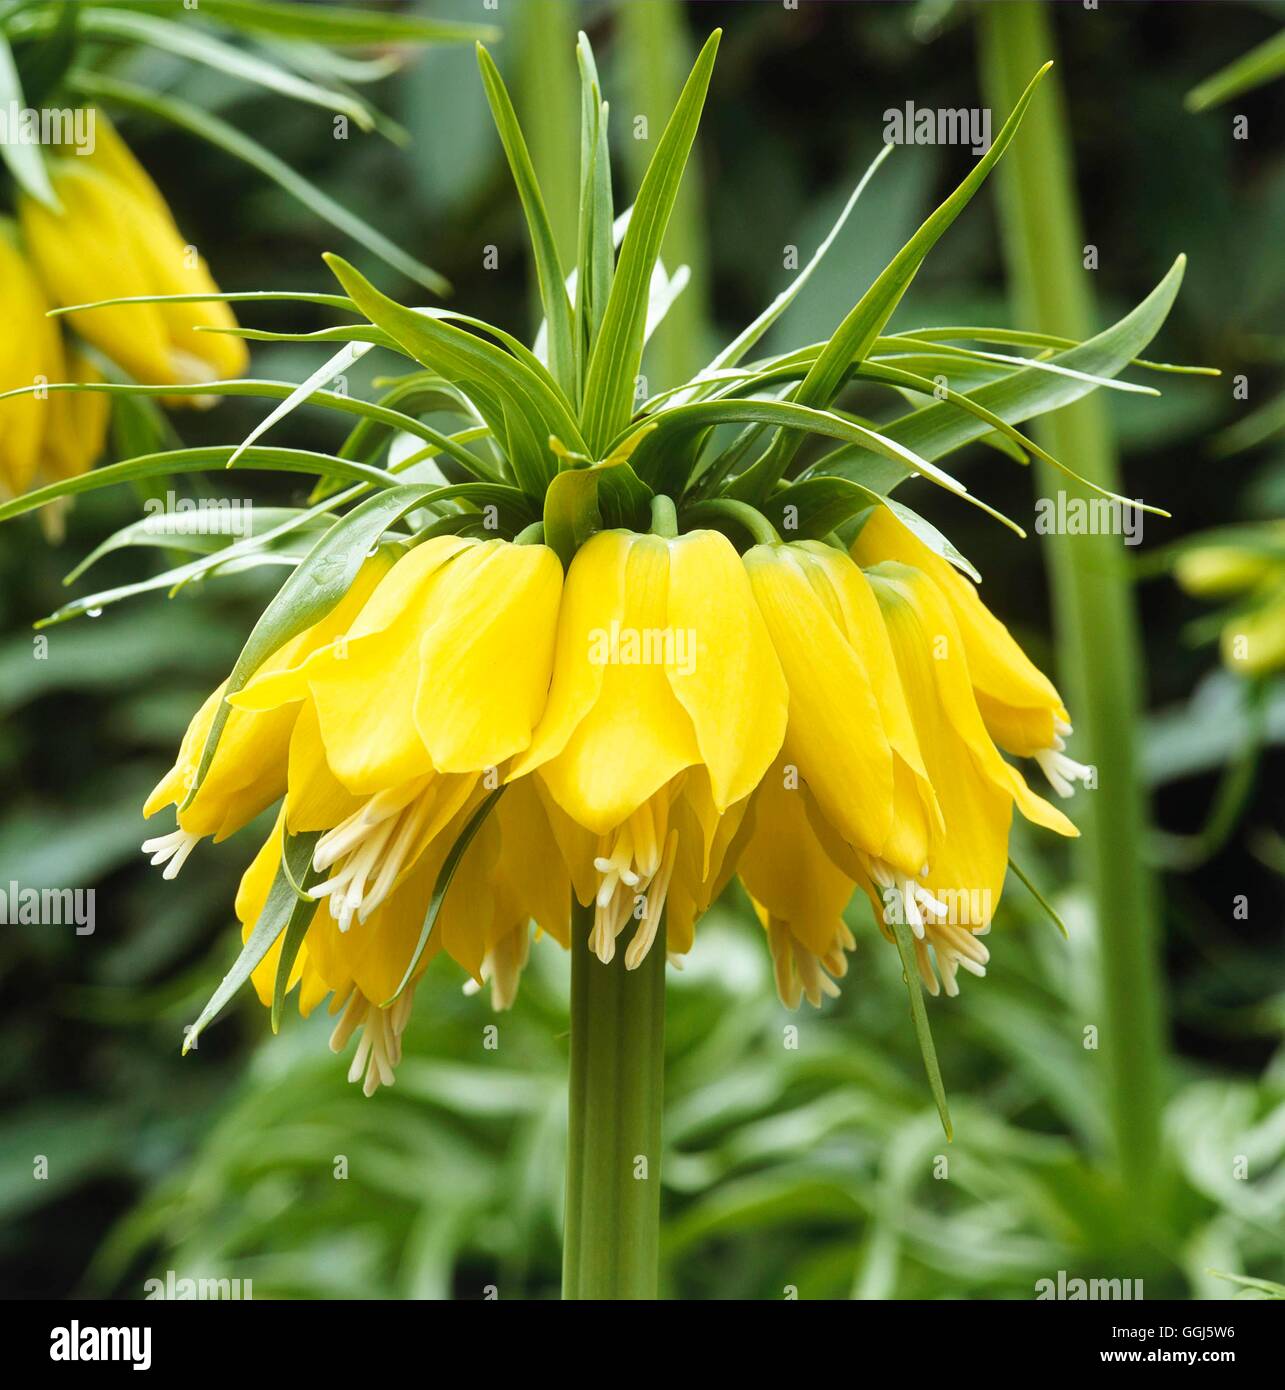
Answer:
xmin=562 ymin=903 xmax=666 ymax=1299
xmin=979 ymin=2 xmax=1168 ymax=1222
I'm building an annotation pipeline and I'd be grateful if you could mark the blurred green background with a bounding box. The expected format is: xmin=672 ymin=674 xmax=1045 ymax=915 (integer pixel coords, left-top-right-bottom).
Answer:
xmin=1 ymin=0 xmax=1281 ymax=1300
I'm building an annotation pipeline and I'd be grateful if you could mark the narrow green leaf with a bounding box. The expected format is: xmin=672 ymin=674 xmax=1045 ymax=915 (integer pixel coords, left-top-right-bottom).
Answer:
xmin=383 ymin=788 xmax=506 ymax=1007
xmin=0 ymin=376 xmax=472 ymax=464
xmin=814 ymin=258 xmax=1190 ymax=495
xmin=703 ymin=142 xmax=893 ymax=377
xmin=0 ymin=34 xmax=57 ymax=207
xmin=890 ymin=918 xmax=952 ymax=1142
xmin=158 ymin=0 xmax=501 ymax=46
xmin=630 ymin=396 xmax=1026 ymax=535
xmin=575 ymin=33 xmax=614 ymax=367
xmin=1186 ymin=31 xmax=1285 ymax=112
xmin=47 ymin=289 xmax=354 ymax=315
xmin=850 ymin=360 xmax=1169 ymax=517
xmin=183 ymin=830 xmax=320 ymax=1054
xmin=580 ymin=29 xmax=721 ymax=453
xmin=477 ymin=44 xmax=576 ymax=397
xmin=64 ymin=506 xmax=330 ymax=584
xmin=1007 ymin=856 xmax=1069 ymax=939
xmin=1205 ymin=1270 xmax=1285 ymax=1299
xmin=733 ymin=61 xmax=1052 ymax=500
xmin=324 ymin=253 xmax=583 ymax=492
xmin=0 ymin=446 xmax=397 ymax=526
xmin=889 ymin=325 xmax=1218 ymax=376
xmin=77 ymin=8 xmax=379 ymax=129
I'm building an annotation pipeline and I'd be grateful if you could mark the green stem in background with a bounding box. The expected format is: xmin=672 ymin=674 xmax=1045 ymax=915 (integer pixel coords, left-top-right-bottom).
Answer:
xmin=562 ymin=902 xmax=666 ymax=1299
xmin=620 ymin=0 xmax=712 ymax=387
xmin=979 ymin=1 xmax=1168 ymax=1224
xmin=516 ymin=0 xmax=579 ymax=318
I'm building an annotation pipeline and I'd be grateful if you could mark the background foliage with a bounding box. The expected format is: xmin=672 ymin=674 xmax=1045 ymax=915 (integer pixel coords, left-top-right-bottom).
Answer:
xmin=1 ymin=0 xmax=1281 ymax=1300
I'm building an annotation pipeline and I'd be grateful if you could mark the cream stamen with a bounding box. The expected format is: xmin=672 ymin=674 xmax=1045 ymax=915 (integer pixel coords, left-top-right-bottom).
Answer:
xmin=141 ymin=826 xmax=202 ymax=880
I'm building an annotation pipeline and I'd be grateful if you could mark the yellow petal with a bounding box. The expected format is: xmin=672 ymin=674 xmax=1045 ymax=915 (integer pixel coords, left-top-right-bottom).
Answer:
xmin=529 ymin=533 xmax=700 ymax=834
xmin=235 ymin=539 xmax=479 ymax=794
xmin=744 ymin=543 xmax=895 ymax=860
xmin=151 ymin=552 xmax=394 ymax=835
xmin=738 ymin=760 xmax=855 ymax=956
xmin=490 ymin=777 xmax=571 ymax=950
xmin=284 ymin=701 xmax=365 ymax=833
xmin=414 ymin=541 xmax=562 ymax=771
xmin=665 ymin=770 xmax=752 ymax=956
xmin=510 ymin=528 xmax=630 ymax=779
xmin=0 ymin=229 xmax=58 ymax=496
xmin=236 ymin=814 xmax=319 ymax=1007
xmin=665 ymin=530 xmax=787 ymax=810
xmin=853 ymin=507 xmax=1066 ymax=755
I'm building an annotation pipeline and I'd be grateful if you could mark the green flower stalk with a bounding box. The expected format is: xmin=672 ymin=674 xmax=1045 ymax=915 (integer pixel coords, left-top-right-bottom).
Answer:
xmin=0 ymin=27 xmax=1206 ymax=1298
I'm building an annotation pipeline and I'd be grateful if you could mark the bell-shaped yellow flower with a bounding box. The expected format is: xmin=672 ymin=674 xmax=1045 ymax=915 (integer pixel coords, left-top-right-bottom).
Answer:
xmin=739 ymin=760 xmax=858 ymax=1009
xmin=240 ymin=773 xmax=571 ymax=1092
xmin=451 ymin=775 xmax=572 ymax=1009
xmin=233 ymin=536 xmax=563 ymax=794
xmin=19 ymin=156 xmax=248 ymax=393
xmin=237 ymin=809 xmax=447 ymax=1097
xmin=1175 ymin=527 xmax=1285 ymax=676
xmin=851 ymin=507 xmax=1092 ymax=797
xmin=512 ymin=528 xmax=787 ymax=968
xmin=0 ymin=223 xmax=62 ymax=498
xmin=856 ymin=560 xmax=1077 ymax=994
xmin=1220 ymin=595 xmax=1285 ymax=675
xmin=743 ymin=539 xmax=940 ymax=884
xmin=142 ymin=552 xmax=393 ymax=871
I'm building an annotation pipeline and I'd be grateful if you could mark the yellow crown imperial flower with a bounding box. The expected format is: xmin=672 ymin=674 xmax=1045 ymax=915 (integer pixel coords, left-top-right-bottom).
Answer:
xmin=1174 ymin=525 xmax=1285 ymax=676
xmin=19 ymin=143 xmax=248 ymax=394
xmin=740 ymin=761 xmax=859 ymax=1009
xmin=3 ymin=28 xmax=1205 ymax=1296
xmin=0 ymin=223 xmax=63 ymax=498
xmin=511 ymin=527 xmax=787 ymax=970
xmin=0 ymin=222 xmax=110 ymax=525
xmin=232 ymin=536 xmax=563 ymax=793
xmin=743 ymin=539 xmax=941 ymax=896
xmin=141 ymin=551 xmax=394 ymax=871
xmin=851 ymin=505 xmax=1093 ymax=798
xmin=857 ymin=561 xmax=1078 ymax=993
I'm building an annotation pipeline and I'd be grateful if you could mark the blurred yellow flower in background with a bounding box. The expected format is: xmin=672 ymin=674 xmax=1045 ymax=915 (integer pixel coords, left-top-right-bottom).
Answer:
xmin=1175 ymin=524 xmax=1285 ymax=676
xmin=0 ymin=220 xmax=108 ymax=528
xmin=19 ymin=114 xmax=247 ymax=394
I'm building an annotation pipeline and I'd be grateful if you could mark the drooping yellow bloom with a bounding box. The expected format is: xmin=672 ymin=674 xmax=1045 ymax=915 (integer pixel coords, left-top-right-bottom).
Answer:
xmin=237 ymin=808 xmax=452 ymax=1098
xmin=198 ymin=536 xmax=570 ymax=1081
xmin=851 ymin=507 xmax=1092 ymax=797
xmin=0 ymin=220 xmax=110 ymax=521
xmin=511 ymin=528 xmax=787 ymax=968
xmin=0 ymin=222 xmax=62 ymax=498
xmin=238 ymin=757 xmax=572 ymax=1093
xmin=856 ymin=561 xmax=1077 ymax=994
xmin=233 ymin=536 xmax=563 ymax=794
xmin=739 ymin=760 xmax=858 ymax=1009
xmin=19 ymin=126 xmax=248 ymax=393
xmin=141 ymin=551 xmax=394 ymax=870
xmin=743 ymin=539 xmax=941 ymax=890
xmin=1175 ymin=526 xmax=1285 ymax=676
